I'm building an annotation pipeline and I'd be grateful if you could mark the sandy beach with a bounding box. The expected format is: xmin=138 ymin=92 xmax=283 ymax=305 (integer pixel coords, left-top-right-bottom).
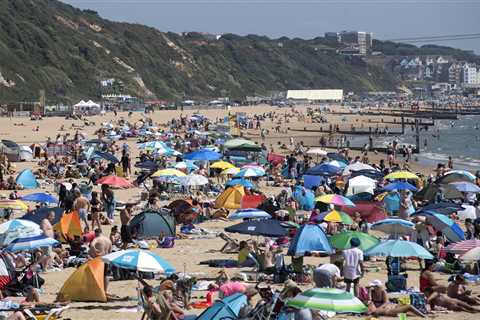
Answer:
xmin=1 ymin=105 xmax=477 ymax=320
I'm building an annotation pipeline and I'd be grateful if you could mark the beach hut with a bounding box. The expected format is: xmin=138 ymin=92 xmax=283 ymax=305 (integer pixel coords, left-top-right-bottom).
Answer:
xmin=57 ymin=258 xmax=107 ymax=302
xmin=129 ymin=210 xmax=176 ymax=238
xmin=214 ymin=185 xmax=245 ymax=209
xmin=15 ymin=169 xmax=39 ymax=189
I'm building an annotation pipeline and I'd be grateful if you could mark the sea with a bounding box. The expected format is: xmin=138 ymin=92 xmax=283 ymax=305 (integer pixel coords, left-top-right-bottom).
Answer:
xmin=356 ymin=115 xmax=480 ymax=171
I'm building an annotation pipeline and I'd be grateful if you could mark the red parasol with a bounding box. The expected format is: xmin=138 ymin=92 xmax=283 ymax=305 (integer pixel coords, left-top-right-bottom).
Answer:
xmin=96 ymin=176 xmax=133 ymax=188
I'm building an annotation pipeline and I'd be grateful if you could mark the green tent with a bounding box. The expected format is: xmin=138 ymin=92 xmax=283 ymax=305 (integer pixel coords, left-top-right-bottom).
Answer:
xmin=224 ymin=138 xmax=261 ymax=152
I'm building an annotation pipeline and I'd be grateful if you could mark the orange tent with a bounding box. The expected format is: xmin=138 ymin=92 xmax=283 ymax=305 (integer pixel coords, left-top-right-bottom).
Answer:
xmin=57 ymin=257 xmax=106 ymax=302
xmin=214 ymin=185 xmax=245 ymax=209
xmin=54 ymin=211 xmax=82 ymax=242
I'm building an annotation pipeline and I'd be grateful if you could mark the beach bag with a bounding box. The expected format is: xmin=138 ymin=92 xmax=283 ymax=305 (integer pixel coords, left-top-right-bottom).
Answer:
xmin=409 ymin=293 xmax=427 ymax=314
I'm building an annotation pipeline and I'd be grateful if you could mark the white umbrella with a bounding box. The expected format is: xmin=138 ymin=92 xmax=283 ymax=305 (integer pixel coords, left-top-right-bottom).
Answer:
xmin=457 ymin=205 xmax=478 ymax=221
xmin=343 ymin=162 xmax=376 ymax=175
xmin=307 ymin=148 xmax=328 ymax=156
xmin=181 ymin=174 xmax=209 ymax=186
xmin=460 ymin=247 xmax=480 ymax=262
xmin=0 ymin=219 xmax=42 ymax=246
xmin=346 ymin=175 xmax=377 ymax=196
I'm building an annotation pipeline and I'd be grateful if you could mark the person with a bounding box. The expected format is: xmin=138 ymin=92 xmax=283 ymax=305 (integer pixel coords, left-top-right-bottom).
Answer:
xmin=424 ymin=287 xmax=480 ymax=313
xmin=120 ymin=203 xmax=134 ymax=249
xmin=238 ymin=287 xmax=259 ymax=319
xmin=367 ymin=280 xmax=426 ymax=317
xmin=121 ymin=152 xmax=131 ymax=177
xmin=73 ymin=190 xmax=90 ymax=232
xmin=342 ymin=237 xmax=364 ymax=297
xmin=218 ymin=278 xmax=248 ymax=298
xmin=89 ymin=229 xmax=112 ymax=292
xmin=40 ymin=211 xmax=55 ymax=238
xmin=109 ymin=226 xmax=122 ymax=248
xmin=142 ymin=286 xmax=162 ymax=320
xmin=101 ymin=184 xmax=116 ymax=223
xmin=237 ymin=241 xmax=256 ymax=267
xmin=419 ymin=260 xmax=446 ymax=294
xmin=90 ymin=191 xmax=102 ymax=231
xmin=278 ymin=281 xmax=312 ymax=320
xmin=313 ymin=263 xmax=341 ymax=288
xmin=447 ymin=274 xmax=480 ymax=305
xmin=465 ymin=218 xmax=475 ymax=240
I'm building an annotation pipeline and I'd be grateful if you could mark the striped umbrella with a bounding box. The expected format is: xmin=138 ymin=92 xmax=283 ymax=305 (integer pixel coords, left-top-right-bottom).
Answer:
xmin=0 ymin=200 xmax=29 ymax=210
xmin=6 ymin=234 xmax=59 ymax=252
xmin=315 ymin=194 xmax=355 ymax=207
xmin=445 ymin=239 xmax=480 ymax=255
xmin=0 ymin=219 xmax=42 ymax=246
xmin=316 ymin=210 xmax=353 ymax=225
xmin=228 ymin=208 xmax=271 ymax=220
xmin=287 ymin=288 xmax=367 ymax=313
xmin=102 ymin=249 xmax=175 ymax=273
xmin=234 ymin=168 xmax=265 ymax=178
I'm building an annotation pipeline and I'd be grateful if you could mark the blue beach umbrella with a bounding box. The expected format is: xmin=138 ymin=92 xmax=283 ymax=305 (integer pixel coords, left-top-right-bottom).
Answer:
xmin=196 ymin=293 xmax=247 ymax=320
xmin=6 ymin=234 xmax=59 ymax=252
xmin=371 ymin=218 xmax=415 ymax=236
xmin=20 ymin=193 xmax=58 ymax=204
xmin=449 ymin=181 xmax=480 ymax=193
xmin=305 ymin=164 xmax=342 ymax=176
xmin=288 ymin=224 xmax=333 ymax=256
xmin=382 ymin=182 xmax=417 ymax=192
xmin=228 ymin=208 xmax=271 ymax=220
xmin=225 ymin=178 xmax=255 ymax=189
xmin=184 ymin=149 xmax=221 ymax=161
xmin=92 ymin=151 xmax=119 ymax=163
xmin=411 ymin=211 xmax=465 ymax=243
xmin=233 ymin=168 xmax=265 ymax=178
xmin=365 ymin=240 xmax=434 ymax=260
xmin=101 ymin=249 xmax=175 ymax=273
xmin=225 ymin=219 xmax=288 ymax=237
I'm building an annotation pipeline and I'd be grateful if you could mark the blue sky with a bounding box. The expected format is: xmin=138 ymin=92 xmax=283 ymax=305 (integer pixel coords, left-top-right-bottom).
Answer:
xmin=61 ymin=0 xmax=480 ymax=52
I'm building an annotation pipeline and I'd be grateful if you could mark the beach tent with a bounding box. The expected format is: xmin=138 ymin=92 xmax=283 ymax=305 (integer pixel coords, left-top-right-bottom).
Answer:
xmin=21 ymin=207 xmax=64 ymax=225
xmin=346 ymin=175 xmax=376 ymax=196
xmin=196 ymin=293 xmax=247 ymax=320
xmin=57 ymin=258 xmax=106 ymax=302
xmin=129 ymin=210 xmax=176 ymax=238
xmin=288 ymin=224 xmax=333 ymax=256
xmin=15 ymin=169 xmax=39 ymax=189
xmin=214 ymin=185 xmax=245 ymax=209
xmin=54 ymin=211 xmax=82 ymax=242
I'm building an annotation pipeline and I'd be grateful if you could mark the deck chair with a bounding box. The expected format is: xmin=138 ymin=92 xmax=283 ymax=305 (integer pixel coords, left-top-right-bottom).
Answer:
xmin=23 ymin=306 xmax=69 ymax=320
xmin=218 ymin=233 xmax=240 ymax=253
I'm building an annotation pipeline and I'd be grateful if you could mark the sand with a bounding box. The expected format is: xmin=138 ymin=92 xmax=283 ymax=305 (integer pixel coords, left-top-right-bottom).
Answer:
xmin=1 ymin=105 xmax=475 ymax=320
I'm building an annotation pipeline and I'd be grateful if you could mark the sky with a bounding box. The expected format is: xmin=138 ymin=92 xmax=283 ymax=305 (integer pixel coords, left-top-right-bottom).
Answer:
xmin=61 ymin=0 xmax=480 ymax=53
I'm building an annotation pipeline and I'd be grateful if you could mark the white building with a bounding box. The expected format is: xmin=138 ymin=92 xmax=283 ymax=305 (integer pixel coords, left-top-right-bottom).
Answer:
xmin=287 ymin=89 xmax=343 ymax=102
xmin=463 ymin=64 xmax=478 ymax=85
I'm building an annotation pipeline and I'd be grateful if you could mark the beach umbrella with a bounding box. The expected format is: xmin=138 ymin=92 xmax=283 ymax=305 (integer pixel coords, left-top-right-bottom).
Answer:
xmin=225 ymin=219 xmax=287 ymax=237
xmin=384 ymin=171 xmax=419 ymax=180
xmin=0 ymin=219 xmax=42 ymax=246
xmin=444 ymin=170 xmax=476 ymax=181
xmin=135 ymin=161 xmax=158 ymax=170
xmin=184 ymin=149 xmax=221 ymax=161
xmin=328 ymin=160 xmax=347 ymax=168
xmin=346 ymin=175 xmax=377 ymax=196
xmin=173 ymin=161 xmax=199 ymax=172
xmin=371 ymin=218 xmax=415 ymax=236
xmin=210 ymin=161 xmax=236 ymax=170
xmin=0 ymin=200 xmax=28 ymax=211
xmin=343 ymin=162 xmax=376 ymax=176
xmin=365 ymin=240 xmax=434 ymax=260
xmin=306 ymin=148 xmax=328 ymax=156
xmin=327 ymin=153 xmax=348 ymax=163
xmin=228 ymin=208 xmax=271 ymax=220
xmin=102 ymin=249 xmax=175 ymax=273
xmin=460 ymin=247 xmax=480 ymax=262
xmin=221 ymin=167 xmax=241 ymax=175
xmin=287 ymin=288 xmax=367 ymax=314
xmin=196 ymin=293 xmax=247 ymax=320
xmin=234 ymin=167 xmax=265 ymax=178
xmin=287 ymin=224 xmax=333 ymax=256
xmin=96 ymin=175 xmax=132 ymax=187
xmin=6 ymin=234 xmax=59 ymax=252
xmin=351 ymin=169 xmax=384 ymax=180
xmin=315 ymin=210 xmax=353 ymax=225
xmin=151 ymin=169 xmax=186 ymax=177
xmin=411 ymin=211 xmax=464 ymax=243
xmin=92 ymin=151 xmax=119 ymax=163
xmin=137 ymin=141 xmax=167 ymax=150
xmin=382 ymin=181 xmax=417 ymax=192
xmin=225 ymin=178 xmax=255 ymax=189
xmin=305 ymin=163 xmax=342 ymax=176
xmin=445 ymin=239 xmax=480 ymax=255
xmin=315 ymin=194 xmax=355 ymax=207
xmin=449 ymin=181 xmax=480 ymax=193
xmin=180 ymin=174 xmax=209 ymax=186
xmin=329 ymin=231 xmax=380 ymax=251
xmin=457 ymin=205 xmax=478 ymax=220
xmin=20 ymin=192 xmax=58 ymax=204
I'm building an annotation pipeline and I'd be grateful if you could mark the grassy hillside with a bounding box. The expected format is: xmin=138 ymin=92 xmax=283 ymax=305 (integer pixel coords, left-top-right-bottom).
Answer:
xmin=1 ymin=0 xmax=475 ymax=103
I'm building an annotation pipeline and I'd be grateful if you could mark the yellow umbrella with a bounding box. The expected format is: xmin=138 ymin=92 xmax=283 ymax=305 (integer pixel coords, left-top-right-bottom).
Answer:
xmin=221 ymin=167 xmax=240 ymax=175
xmin=0 ymin=200 xmax=29 ymax=210
xmin=322 ymin=210 xmax=354 ymax=225
xmin=384 ymin=171 xmax=419 ymax=180
xmin=151 ymin=169 xmax=186 ymax=177
xmin=210 ymin=161 xmax=236 ymax=170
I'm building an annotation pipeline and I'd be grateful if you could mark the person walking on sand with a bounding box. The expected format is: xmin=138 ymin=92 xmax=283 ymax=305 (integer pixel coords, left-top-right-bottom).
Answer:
xmin=342 ymin=237 xmax=364 ymax=297
xmin=73 ymin=190 xmax=90 ymax=232
xmin=120 ymin=203 xmax=134 ymax=249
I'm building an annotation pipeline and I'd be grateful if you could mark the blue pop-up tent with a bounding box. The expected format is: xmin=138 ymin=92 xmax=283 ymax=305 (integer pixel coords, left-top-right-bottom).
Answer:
xmin=196 ymin=293 xmax=247 ymax=320
xmin=293 ymin=186 xmax=315 ymax=210
xmin=15 ymin=169 xmax=39 ymax=189
xmin=288 ymin=224 xmax=333 ymax=256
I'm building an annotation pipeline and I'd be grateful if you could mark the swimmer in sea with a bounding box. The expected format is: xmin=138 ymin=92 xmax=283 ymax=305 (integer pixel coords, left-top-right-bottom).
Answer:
xmin=450 ymin=121 xmax=455 ymax=127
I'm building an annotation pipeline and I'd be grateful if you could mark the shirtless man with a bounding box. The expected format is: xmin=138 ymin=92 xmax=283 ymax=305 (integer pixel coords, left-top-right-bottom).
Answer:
xmin=120 ymin=204 xmax=134 ymax=249
xmin=73 ymin=191 xmax=90 ymax=232
xmin=89 ymin=229 xmax=112 ymax=292
xmin=447 ymin=275 xmax=480 ymax=305
xmin=40 ymin=211 xmax=55 ymax=238
xmin=424 ymin=287 xmax=480 ymax=313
